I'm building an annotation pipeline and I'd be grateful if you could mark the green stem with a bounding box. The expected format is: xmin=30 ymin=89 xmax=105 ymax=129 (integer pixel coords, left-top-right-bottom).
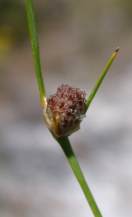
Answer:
xmin=25 ymin=0 xmax=46 ymax=105
xmin=25 ymin=1 xmax=119 ymax=217
xmin=57 ymin=136 xmax=103 ymax=217
xmin=86 ymin=48 xmax=119 ymax=111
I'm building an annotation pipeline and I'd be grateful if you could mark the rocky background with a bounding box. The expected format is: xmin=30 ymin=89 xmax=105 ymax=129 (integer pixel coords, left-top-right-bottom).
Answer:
xmin=0 ymin=0 xmax=132 ymax=217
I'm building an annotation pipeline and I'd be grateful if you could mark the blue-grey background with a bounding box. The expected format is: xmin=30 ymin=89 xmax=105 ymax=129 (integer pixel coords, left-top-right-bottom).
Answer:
xmin=0 ymin=0 xmax=132 ymax=216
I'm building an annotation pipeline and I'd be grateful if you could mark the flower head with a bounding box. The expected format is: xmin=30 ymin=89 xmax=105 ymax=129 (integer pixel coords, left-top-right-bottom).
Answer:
xmin=44 ymin=84 xmax=86 ymax=137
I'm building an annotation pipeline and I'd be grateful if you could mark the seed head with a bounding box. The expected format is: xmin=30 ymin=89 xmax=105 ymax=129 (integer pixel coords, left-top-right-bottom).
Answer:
xmin=43 ymin=84 xmax=86 ymax=137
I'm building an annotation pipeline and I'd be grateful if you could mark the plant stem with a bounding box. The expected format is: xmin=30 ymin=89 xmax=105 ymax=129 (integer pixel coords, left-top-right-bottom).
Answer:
xmin=25 ymin=0 xmax=46 ymax=105
xmin=57 ymin=136 xmax=103 ymax=217
xmin=86 ymin=48 xmax=119 ymax=111
xmin=25 ymin=1 xmax=119 ymax=217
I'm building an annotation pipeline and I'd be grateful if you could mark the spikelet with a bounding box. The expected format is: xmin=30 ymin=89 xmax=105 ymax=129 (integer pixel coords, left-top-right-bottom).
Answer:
xmin=43 ymin=84 xmax=86 ymax=137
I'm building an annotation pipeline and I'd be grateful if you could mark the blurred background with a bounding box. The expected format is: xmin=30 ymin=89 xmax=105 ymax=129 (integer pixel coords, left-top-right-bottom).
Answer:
xmin=0 ymin=0 xmax=132 ymax=217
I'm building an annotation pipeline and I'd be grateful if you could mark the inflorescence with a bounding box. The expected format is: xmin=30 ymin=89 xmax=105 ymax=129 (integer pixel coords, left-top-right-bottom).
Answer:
xmin=44 ymin=84 xmax=86 ymax=137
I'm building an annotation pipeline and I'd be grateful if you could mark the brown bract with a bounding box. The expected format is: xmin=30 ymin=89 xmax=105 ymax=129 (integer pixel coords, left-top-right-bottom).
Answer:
xmin=43 ymin=84 xmax=86 ymax=137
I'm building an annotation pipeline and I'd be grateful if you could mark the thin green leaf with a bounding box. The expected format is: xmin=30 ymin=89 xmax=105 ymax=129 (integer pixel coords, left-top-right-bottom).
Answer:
xmin=86 ymin=48 xmax=119 ymax=111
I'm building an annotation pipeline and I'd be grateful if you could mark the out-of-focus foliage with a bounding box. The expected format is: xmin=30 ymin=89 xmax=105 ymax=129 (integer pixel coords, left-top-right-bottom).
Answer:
xmin=1 ymin=0 xmax=132 ymax=52
xmin=0 ymin=0 xmax=26 ymax=57
xmin=0 ymin=1 xmax=26 ymax=43
xmin=0 ymin=0 xmax=71 ymax=56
